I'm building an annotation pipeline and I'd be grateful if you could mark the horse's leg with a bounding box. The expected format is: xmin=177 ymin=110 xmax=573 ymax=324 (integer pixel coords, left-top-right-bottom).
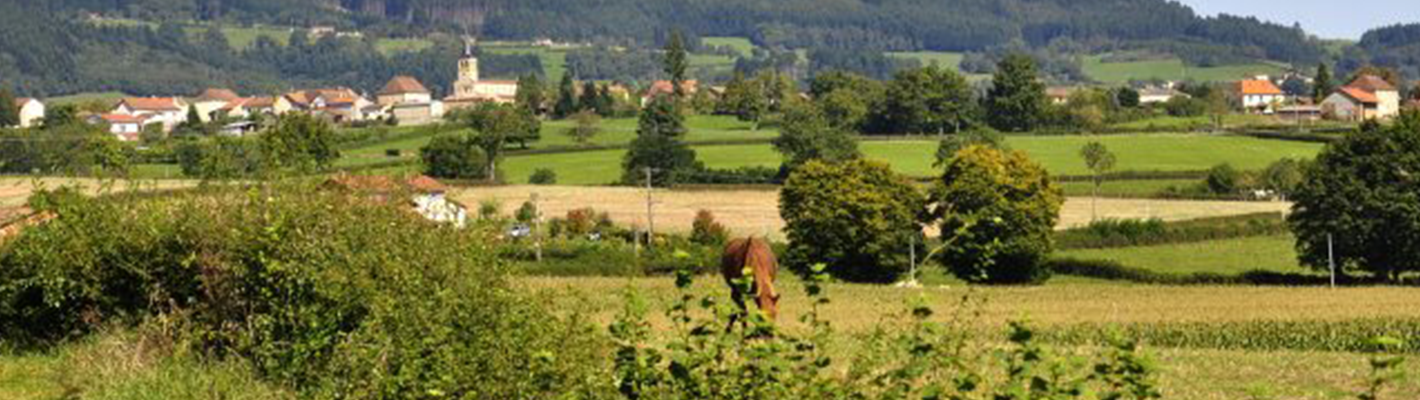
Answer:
xmin=725 ymin=289 xmax=746 ymax=333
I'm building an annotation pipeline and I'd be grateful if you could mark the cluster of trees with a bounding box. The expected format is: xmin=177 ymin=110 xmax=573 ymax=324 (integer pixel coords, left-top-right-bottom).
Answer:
xmin=419 ymin=102 xmax=539 ymax=182
xmin=175 ymin=113 xmax=340 ymax=179
xmin=0 ymin=114 xmax=130 ymax=177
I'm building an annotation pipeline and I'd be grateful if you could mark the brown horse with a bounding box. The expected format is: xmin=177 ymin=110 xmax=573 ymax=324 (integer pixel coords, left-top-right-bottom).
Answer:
xmin=720 ymin=237 xmax=780 ymax=329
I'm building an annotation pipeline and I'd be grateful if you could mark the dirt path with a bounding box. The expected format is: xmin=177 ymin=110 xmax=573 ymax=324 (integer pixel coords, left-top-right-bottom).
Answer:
xmin=456 ymin=185 xmax=1292 ymax=239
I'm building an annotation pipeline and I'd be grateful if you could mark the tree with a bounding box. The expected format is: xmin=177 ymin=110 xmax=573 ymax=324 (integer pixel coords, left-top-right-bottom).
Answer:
xmin=931 ymin=145 xmax=1063 ymax=285
xmin=1115 ymin=87 xmax=1141 ymax=108
xmin=450 ymin=103 xmax=539 ymax=182
xmin=1313 ymin=63 xmax=1335 ymax=103
xmin=553 ymin=70 xmax=578 ymax=119
xmin=578 ymin=80 xmax=602 ymax=113
xmin=934 ymin=128 xmax=1005 ymax=167
xmin=595 ymin=84 xmax=616 ymax=117
xmin=1260 ymin=158 xmax=1305 ymax=199
xmin=515 ymin=74 xmax=546 ymax=115
xmin=719 ymin=71 xmax=767 ymax=129
xmin=1079 ymin=141 xmax=1117 ymax=221
xmin=563 ymin=110 xmax=601 ymax=146
xmin=420 ymin=135 xmax=487 ymax=180
xmin=879 ymin=66 xmax=975 ymax=135
xmin=177 ymin=136 xmax=264 ymax=180
xmin=621 ymin=97 xmax=698 ymax=186
xmin=1205 ymin=163 xmax=1242 ymax=195
xmin=259 ymin=113 xmax=339 ymax=174
xmin=780 ymin=159 xmax=924 ymax=283
xmin=1289 ymin=113 xmax=1420 ymax=281
xmin=985 ymin=54 xmax=1047 ymax=132
xmin=0 ymin=88 xmax=18 ymax=127
xmin=664 ymin=29 xmax=689 ymax=100
xmin=772 ymin=102 xmax=859 ymax=169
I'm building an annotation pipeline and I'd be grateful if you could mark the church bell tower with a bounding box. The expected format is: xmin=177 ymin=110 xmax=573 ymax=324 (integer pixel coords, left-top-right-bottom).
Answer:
xmin=455 ymin=37 xmax=480 ymax=98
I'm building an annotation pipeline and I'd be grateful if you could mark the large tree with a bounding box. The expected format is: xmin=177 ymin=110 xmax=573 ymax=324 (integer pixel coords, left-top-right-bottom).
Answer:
xmin=879 ymin=66 xmax=975 ymax=135
xmin=449 ymin=103 xmax=540 ymax=182
xmin=718 ymin=71 xmax=767 ymax=129
xmin=420 ymin=134 xmax=488 ymax=180
xmin=515 ymin=74 xmax=546 ymax=116
xmin=780 ymin=159 xmax=924 ymax=283
xmin=663 ymin=29 xmax=689 ymax=100
xmin=1313 ymin=63 xmax=1334 ymax=103
xmin=1289 ymin=113 xmax=1420 ymax=281
xmin=621 ymin=97 xmax=698 ymax=186
xmin=931 ymin=145 xmax=1063 ymax=284
xmin=772 ymin=102 xmax=859 ymax=170
xmin=984 ymin=54 xmax=1047 ymax=133
xmin=0 ymin=88 xmax=19 ymax=128
xmin=553 ymin=70 xmax=578 ymax=119
xmin=259 ymin=113 xmax=339 ymax=174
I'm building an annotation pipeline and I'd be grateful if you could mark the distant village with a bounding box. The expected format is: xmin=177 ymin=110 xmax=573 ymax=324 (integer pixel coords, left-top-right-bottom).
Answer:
xmin=3 ymin=48 xmax=1408 ymax=138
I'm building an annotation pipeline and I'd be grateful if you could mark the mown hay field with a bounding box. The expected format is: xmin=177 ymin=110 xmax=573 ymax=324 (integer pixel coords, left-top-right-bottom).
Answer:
xmin=456 ymin=185 xmax=1292 ymax=238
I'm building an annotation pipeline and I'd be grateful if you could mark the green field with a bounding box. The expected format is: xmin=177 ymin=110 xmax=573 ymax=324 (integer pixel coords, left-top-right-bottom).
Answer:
xmin=886 ymin=51 xmax=965 ymax=69
xmin=702 ymin=36 xmax=757 ymax=57
xmin=1083 ymin=55 xmax=1286 ymax=84
xmin=484 ymin=45 xmax=569 ymax=80
xmin=45 ymin=92 xmax=127 ymax=107
xmin=489 ymin=133 xmax=1324 ymax=184
xmin=1059 ymin=235 xmax=1308 ymax=276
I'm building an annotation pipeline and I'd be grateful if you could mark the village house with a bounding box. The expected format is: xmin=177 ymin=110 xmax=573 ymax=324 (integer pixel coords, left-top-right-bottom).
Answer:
xmin=285 ymin=88 xmax=375 ymax=123
xmin=323 ymin=174 xmax=468 ymax=228
xmin=13 ymin=98 xmax=45 ymax=128
xmin=1320 ymin=75 xmax=1402 ymax=121
xmin=190 ymin=88 xmax=241 ymax=122
xmin=1137 ymin=86 xmax=1188 ymax=104
xmin=444 ymin=46 xmax=520 ymax=108
xmin=1045 ymin=87 xmax=1077 ymax=105
xmin=1237 ymin=79 xmax=1285 ymax=113
xmin=378 ymin=76 xmax=445 ymax=126
xmin=112 ymin=97 xmax=188 ymax=132
xmin=641 ymin=80 xmax=699 ymax=106
xmin=92 ymin=113 xmax=148 ymax=141
xmin=220 ymin=96 xmax=295 ymax=119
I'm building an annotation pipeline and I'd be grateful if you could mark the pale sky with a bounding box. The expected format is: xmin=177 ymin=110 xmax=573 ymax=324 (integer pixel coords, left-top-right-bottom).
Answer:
xmin=1174 ymin=0 xmax=1420 ymax=39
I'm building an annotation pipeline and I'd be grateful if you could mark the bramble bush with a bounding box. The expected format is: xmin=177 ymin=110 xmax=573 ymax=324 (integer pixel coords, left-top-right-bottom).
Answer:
xmin=0 ymin=183 xmax=609 ymax=398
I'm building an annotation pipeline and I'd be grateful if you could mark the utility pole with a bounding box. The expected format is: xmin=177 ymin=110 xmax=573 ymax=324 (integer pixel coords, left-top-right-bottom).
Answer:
xmin=532 ymin=192 xmax=542 ymax=262
xmin=644 ymin=167 xmax=656 ymax=248
xmin=1328 ymin=233 xmax=1336 ymax=288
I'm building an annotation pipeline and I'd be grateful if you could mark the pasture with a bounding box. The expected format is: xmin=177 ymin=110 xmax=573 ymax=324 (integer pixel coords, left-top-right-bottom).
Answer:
xmin=1083 ymin=55 xmax=1286 ymax=84
xmin=1058 ymin=234 xmax=1306 ymax=276
xmin=454 ymin=185 xmax=1292 ymax=238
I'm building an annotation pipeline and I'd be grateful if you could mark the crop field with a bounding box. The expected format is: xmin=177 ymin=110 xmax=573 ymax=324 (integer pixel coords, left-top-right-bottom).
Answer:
xmin=702 ymin=36 xmax=757 ymax=57
xmin=1058 ymin=234 xmax=1307 ymax=276
xmin=521 ymin=275 xmax=1420 ymax=399
xmin=455 ymin=185 xmax=1291 ymax=238
xmin=1083 ymin=55 xmax=1286 ymax=84
xmin=488 ymin=133 xmax=1322 ymax=184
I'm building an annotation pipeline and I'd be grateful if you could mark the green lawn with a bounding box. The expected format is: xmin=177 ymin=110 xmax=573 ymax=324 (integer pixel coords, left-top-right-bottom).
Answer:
xmin=702 ymin=37 xmax=756 ymax=57
xmin=46 ymin=92 xmax=127 ymax=107
xmin=484 ymin=46 xmax=569 ymax=80
xmin=1058 ymin=235 xmax=1311 ymax=276
xmin=493 ymin=133 xmax=1323 ymax=185
xmin=1083 ymin=55 xmax=1285 ymax=84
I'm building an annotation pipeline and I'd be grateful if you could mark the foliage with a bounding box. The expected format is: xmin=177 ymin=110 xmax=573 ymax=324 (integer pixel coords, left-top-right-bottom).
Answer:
xmin=1359 ymin=337 xmax=1407 ymax=400
xmin=689 ymin=210 xmax=729 ymax=246
xmin=0 ymin=184 xmax=609 ymax=397
xmin=872 ymin=66 xmax=976 ymax=135
xmin=564 ymin=110 xmax=602 ymax=146
xmin=780 ymin=159 xmax=923 ymax=283
xmin=622 ymin=98 xmax=699 ymax=187
xmin=1080 ymin=141 xmax=1117 ymax=220
xmin=1258 ymin=158 xmax=1305 ymax=198
xmin=515 ymin=73 xmax=547 ymax=115
xmin=1054 ymin=213 xmax=1289 ymax=250
xmin=420 ymin=134 xmax=489 ymax=180
xmin=1289 ymin=114 xmax=1420 ymax=281
xmin=931 ymin=145 xmax=1063 ymax=285
xmin=0 ymin=124 xmax=130 ymax=177
xmin=175 ymin=136 xmax=264 ymax=180
xmin=985 ymin=54 xmax=1048 ymax=132
xmin=933 ymin=127 xmax=1006 ymax=167
xmin=529 ymin=168 xmax=558 ymax=185
xmin=717 ymin=71 xmax=768 ymax=128
xmin=0 ymin=87 xmax=18 ymax=127
xmin=258 ymin=113 xmax=339 ymax=174
xmin=1314 ymin=63 xmax=1335 ymax=103
xmin=663 ymin=30 xmax=690 ymax=100
xmin=554 ymin=70 xmax=579 ymax=119
xmin=1204 ymin=163 xmax=1242 ymax=195
xmin=448 ymin=102 xmax=540 ymax=181
xmin=772 ymin=102 xmax=860 ymax=170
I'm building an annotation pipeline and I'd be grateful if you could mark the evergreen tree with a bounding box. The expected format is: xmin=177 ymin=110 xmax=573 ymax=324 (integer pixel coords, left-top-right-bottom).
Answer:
xmin=553 ymin=70 xmax=578 ymax=119
xmin=578 ymin=80 xmax=601 ymax=113
xmin=515 ymin=74 xmax=546 ymax=116
xmin=595 ymin=84 xmax=616 ymax=117
xmin=1313 ymin=63 xmax=1334 ymax=103
xmin=985 ymin=54 xmax=1047 ymax=132
xmin=664 ymin=30 xmax=689 ymax=100
xmin=622 ymin=97 xmax=697 ymax=187
xmin=0 ymin=88 xmax=18 ymax=128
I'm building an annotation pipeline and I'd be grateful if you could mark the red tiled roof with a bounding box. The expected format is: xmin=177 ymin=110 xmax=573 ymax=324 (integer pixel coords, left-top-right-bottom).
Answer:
xmin=405 ymin=175 xmax=448 ymax=193
xmin=14 ymin=98 xmax=36 ymax=108
xmin=195 ymin=88 xmax=240 ymax=102
xmin=325 ymin=174 xmax=448 ymax=194
xmin=1339 ymin=87 xmax=1380 ymax=104
xmin=1347 ymin=75 xmax=1397 ymax=92
xmin=245 ymin=96 xmax=279 ymax=108
xmin=100 ymin=113 xmax=149 ymax=124
xmin=644 ymin=80 xmax=699 ymax=97
xmin=1238 ymin=80 xmax=1284 ymax=96
xmin=120 ymin=97 xmax=183 ymax=111
xmin=379 ymin=76 xmax=431 ymax=95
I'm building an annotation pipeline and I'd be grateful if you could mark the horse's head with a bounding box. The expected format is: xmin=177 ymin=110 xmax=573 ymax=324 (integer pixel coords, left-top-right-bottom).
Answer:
xmin=757 ymin=290 xmax=780 ymax=320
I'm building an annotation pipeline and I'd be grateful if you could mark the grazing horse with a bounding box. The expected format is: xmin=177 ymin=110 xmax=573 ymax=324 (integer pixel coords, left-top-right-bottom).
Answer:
xmin=720 ymin=237 xmax=780 ymax=329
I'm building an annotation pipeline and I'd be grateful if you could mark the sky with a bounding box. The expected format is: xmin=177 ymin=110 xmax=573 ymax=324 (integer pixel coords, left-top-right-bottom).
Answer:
xmin=1174 ymin=0 xmax=1420 ymax=39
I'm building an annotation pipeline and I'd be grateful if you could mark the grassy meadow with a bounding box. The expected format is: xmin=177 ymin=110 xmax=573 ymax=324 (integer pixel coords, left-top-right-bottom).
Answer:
xmin=1083 ymin=55 xmax=1286 ymax=84
xmin=1058 ymin=234 xmax=1307 ymax=276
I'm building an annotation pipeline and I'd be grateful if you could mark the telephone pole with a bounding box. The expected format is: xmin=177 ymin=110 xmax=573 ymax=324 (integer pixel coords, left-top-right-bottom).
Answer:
xmin=531 ymin=192 xmax=543 ymax=262
xmin=644 ymin=167 xmax=656 ymax=248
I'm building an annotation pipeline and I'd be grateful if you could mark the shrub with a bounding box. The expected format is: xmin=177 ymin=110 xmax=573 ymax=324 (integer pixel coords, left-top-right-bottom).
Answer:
xmin=0 ymin=184 xmax=608 ymax=397
xmin=420 ymin=134 xmax=488 ymax=180
xmin=780 ymin=159 xmax=924 ymax=283
xmin=529 ymin=168 xmax=557 ymax=185
xmin=931 ymin=145 xmax=1063 ymax=285
xmin=384 ymin=148 xmax=401 ymax=157
xmin=689 ymin=210 xmax=729 ymax=246
xmin=1054 ymin=213 xmax=1288 ymax=250
xmin=1205 ymin=163 xmax=1242 ymax=195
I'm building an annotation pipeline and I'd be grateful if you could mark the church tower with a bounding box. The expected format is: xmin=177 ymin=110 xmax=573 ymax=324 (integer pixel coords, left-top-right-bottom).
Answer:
xmin=454 ymin=38 xmax=480 ymax=98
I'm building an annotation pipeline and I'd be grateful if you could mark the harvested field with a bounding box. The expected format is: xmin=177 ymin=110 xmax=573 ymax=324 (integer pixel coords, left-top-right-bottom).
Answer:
xmin=0 ymin=178 xmax=198 ymax=207
xmin=456 ymin=185 xmax=1292 ymax=238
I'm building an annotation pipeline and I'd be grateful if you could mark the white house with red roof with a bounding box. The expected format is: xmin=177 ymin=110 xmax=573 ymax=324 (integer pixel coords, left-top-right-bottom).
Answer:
xmin=113 ymin=97 xmax=188 ymax=132
xmin=285 ymin=88 xmax=375 ymax=122
xmin=1237 ymin=79 xmax=1286 ymax=113
xmin=92 ymin=113 xmax=149 ymax=141
xmin=1321 ymin=75 xmax=1401 ymax=121
xmin=190 ymin=88 xmax=241 ymax=122
xmin=14 ymin=98 xmax=44 ymax=128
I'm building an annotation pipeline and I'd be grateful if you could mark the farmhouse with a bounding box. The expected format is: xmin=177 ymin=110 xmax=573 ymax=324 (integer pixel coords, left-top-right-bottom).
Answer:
xmin=1137 ymin=86 xmax=1188 ymax=104
xmin=92 ymin=113 xmax=149 ymax=141
xmin=1237 ymin=79 xmax=1285 ymax=113
xmin=378 ymin=75 xmax=445 ymax=126
xmin=13 ymin=98 xmax=45 ymax=128
xmin=1320 ymin=75 xmax=1400 ymax=121
xmin=190 ymin=88 xmax=241 ymax=122
xmin=323 ymin=174 xmax=468 ymax=228
xmin=285 ymin=88 xmax=375 ymax=122
xmin=1045 ymin=86 xmax=1077 ymax=105
xmin=445 ymin=48 xmax=519 ymax=108
xmin=221 ymin=96 xmax=294 ymax=118
xmin=641 ymin=80 xmax=699 ymax=106
xmin=112 ymin=97 xmax=188 ymax=132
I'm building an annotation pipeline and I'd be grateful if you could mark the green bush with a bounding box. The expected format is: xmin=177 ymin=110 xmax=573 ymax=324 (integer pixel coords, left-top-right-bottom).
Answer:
xmin=529 ymin=168 xmax=558 ymax=185
xmin=0 ymin=184 xmax=608 ymax=397
xmin=1053 ymin=213 xmax=1288 ymax=249
xmin=932 ymin=145 xmax=1063 ymax=285
xmin=689 ymin=209 xmax=729 ymax=246
xmin=780 ymin=159 xmax=924 ymax=283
